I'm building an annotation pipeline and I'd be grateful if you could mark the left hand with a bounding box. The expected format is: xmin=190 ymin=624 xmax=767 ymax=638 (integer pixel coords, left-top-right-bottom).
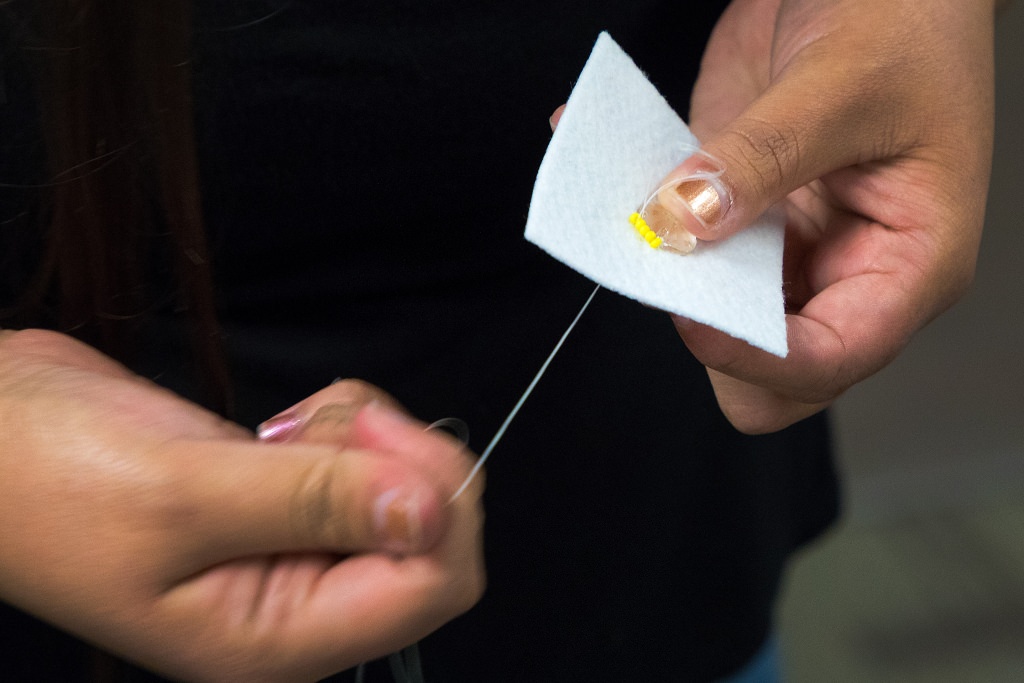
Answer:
xmin=647 ymin=0 xmax=997 ymax=432
xmin=0 ymin=331 xmax=484 ymax=682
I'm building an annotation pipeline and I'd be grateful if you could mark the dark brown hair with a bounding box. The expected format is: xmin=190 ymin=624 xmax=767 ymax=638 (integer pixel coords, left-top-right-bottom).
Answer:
xmin=3 ymin=0 xmax=231 ymax=414
xmin=3 ymin=2 xmax=230 ymax=678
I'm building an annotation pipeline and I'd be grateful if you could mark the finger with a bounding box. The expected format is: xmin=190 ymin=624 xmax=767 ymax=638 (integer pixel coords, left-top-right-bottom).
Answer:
xmin=291 ymin=403 xmax=362 ymax=446
xmin=168 ymin=406 xmax=472 ymax=566
xmin=285 ymin=517 xmax=484 ymax=674
xmin=257 ymin=378 xmax=403 ymax=445
xmin=153 ymin=405 xmax=484 ymax=680
xmin=168 ymin=555 xmax=480 ymax=682
xmin=280 ymin=468 xmax=484 ymax=677
xmin=164 ymin=481 xmax=485 ymax=681
xmin=273 ymin=424 xmax=484 ymax=677
xmin=254 ymin=381 xmax=473 ymax=489
xmin=704 ymin=368 xmax=831 ymax=435
xmin=354 ymin=401 xmax=482 ymax=499
xmin=675 ymin=270 xmax=917 ymax=434
xmin=644 ymin=48 xmax=903 ymax=248
xmin=549 ymin=104 xmax=566 ymax=130
xmin=674 ymin=316 xmax=838 ymax=434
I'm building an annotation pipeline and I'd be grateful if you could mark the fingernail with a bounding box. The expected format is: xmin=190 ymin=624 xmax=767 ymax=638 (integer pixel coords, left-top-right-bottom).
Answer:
xmin=373 ymin=487 xmax=428 ymax=556
xmin=665 ymin=177 xmax=728 ymax=228
xmin=549 ymin=105 xmax=565 ymax=131
xmin=256 ymin=413 xmax=304 ymax=443
xmin=638 ymin=196 xmax=698 ymax=254
xmin=641 ymin=152 xmax=730 ymax=251
xmin=672 ymin=315 xmax=698 ymax=331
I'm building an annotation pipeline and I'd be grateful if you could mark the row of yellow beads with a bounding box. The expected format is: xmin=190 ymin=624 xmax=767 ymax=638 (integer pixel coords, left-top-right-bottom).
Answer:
xmin=628 ymin=212 xmax=663 ymax=249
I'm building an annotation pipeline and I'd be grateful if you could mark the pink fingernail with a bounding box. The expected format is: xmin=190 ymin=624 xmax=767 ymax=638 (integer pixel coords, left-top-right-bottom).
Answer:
xmin=256 ymin=413 xmax=304 ymax=443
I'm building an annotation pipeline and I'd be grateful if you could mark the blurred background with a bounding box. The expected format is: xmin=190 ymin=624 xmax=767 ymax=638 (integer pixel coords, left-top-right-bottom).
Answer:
xmin=777 ymin=3 xmax=1024 ymax=681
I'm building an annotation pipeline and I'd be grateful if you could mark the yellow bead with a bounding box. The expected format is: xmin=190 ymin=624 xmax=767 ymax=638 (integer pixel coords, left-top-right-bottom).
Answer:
xmin=630 ymin=212 xmax=662 ymax=248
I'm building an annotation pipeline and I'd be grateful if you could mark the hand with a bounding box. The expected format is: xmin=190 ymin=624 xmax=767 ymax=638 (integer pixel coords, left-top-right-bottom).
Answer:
xmin=646 ymin=0 xmax=997 ymax=432
xmin=0 ymin=330 xmax=484 ymax=682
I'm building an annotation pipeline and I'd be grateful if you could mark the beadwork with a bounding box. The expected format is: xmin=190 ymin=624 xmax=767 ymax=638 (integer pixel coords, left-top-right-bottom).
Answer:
xmin=628 ymin=212 xmax=663 ymax=249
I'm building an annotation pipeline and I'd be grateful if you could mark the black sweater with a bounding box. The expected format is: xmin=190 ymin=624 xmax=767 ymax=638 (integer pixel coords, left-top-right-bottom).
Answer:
xmin=0 ymin=3 xmax=837 ymax=681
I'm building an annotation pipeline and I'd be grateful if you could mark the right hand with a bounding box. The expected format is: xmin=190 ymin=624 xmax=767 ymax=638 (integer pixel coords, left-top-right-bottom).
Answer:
xmin=0 ymin=329 xmax=484 ymax=682
xmin=652 ymin=0 xmax=997 ymax=433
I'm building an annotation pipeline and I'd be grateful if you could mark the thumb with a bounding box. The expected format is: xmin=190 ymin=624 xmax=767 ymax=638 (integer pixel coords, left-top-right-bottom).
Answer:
xmin=644 ymin=61 xmax=874 ymax=248
xmin=170 ymin=403 xmax=461 ymax=568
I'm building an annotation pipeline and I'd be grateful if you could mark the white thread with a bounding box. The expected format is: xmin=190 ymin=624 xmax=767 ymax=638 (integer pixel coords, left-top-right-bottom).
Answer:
xmin=638 ymin=146 xmax=727 ymax=217
xmin=206 ymin=2 xmax=292 ymax=31
xmin=373 ymin=284 xmax=597 ymax=682
xmin=448 ymin=284 xmax=601 ymax=502
xmin=427 ymin=417 xmax=470 ymax=445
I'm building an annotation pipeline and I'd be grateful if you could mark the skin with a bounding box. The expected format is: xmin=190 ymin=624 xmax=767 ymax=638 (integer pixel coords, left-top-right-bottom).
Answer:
xmin=666 ymin=0 xmax=997 ymax=433
xmin=0 ymin=0 xmax=1001 ymax=677
xmin=0 ymin=329 xmax=484 ymax=682
xmin=554 ymin=0 xmax=998 ymax=433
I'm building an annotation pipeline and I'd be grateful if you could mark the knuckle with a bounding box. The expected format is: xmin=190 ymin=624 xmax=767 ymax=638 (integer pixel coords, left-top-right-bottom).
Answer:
xmin=791 ymin=360 xmax=845 ymax=406
xmin=304 ymin=402 xmax=359 ymax=432
xmin=786 ymin=341 xmax=848 ymax=406
xmin=721 ymin=119 xmax=801 ymax=196
xmin=321 ymin=378 xmax=404 ymax=418
xmin=325 ymin=378 xmax=379 ymax=405
xmin=288 ymin=460 xmax=346 ymax=547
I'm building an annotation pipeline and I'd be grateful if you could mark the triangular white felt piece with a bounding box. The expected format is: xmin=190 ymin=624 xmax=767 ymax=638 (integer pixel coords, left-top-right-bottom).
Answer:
xmin=525 ymin=32 xmax=788 ymax=357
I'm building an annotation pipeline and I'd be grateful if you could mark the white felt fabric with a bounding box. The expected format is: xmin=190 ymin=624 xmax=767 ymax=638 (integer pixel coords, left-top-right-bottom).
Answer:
xmin=524 ymin=32 xmax=788 ymax=358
